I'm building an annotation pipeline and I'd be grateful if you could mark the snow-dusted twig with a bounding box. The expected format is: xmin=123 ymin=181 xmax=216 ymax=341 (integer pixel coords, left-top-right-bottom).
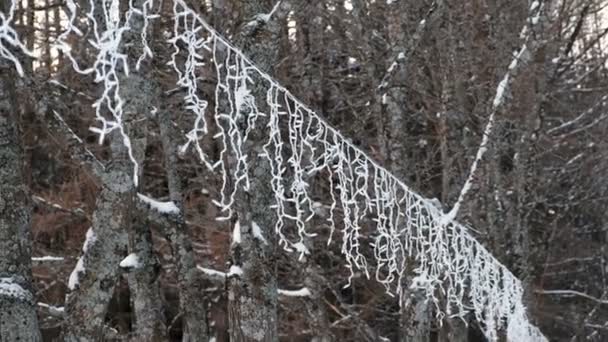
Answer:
xmin=442 ymin=1 xmax=543 ymax=225
xmin=536 ymin=289 xmax=608 ymax=305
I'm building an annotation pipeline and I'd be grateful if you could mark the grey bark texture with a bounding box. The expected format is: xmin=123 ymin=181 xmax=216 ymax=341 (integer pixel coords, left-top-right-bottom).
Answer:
xmin=64 ymin=0 xmax=166 ymax=339
xmin=225 ymin=1 xmax=282 ymax=341
xmin=157 ymin=109 xmax=210 ymax=342
xmin=0 ymin=40 xmax=42 ymax=342
xmin=127 ymin=215 xmax=167 ymax=342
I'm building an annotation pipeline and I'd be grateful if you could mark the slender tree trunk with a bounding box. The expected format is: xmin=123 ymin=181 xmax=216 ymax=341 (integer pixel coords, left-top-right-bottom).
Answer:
xmin=303 ymin=265 xmax=332 ymax=342
xmin=0 ymin=29 xmax=42 ymax=342
xmin=157 ymin=109 xmax=210 ymax=341
xmin=126 ymin=217 xmax=167 ymax=342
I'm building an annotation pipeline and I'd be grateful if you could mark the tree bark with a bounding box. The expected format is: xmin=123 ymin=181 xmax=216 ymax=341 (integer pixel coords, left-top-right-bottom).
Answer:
xmin=0 ymin=32 xmax=42 ymax=342
xmin=157 ymin=109 xmax=210 ymax=342
xmin=226 ymin=1 xmax=283 ymax=341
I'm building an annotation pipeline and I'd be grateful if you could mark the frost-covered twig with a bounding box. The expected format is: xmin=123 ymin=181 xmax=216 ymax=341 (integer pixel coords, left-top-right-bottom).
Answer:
xmin=442 ymin=1 xmax=544 ymax=225
xmin=536 ymin=289 xmax=608 ymax=305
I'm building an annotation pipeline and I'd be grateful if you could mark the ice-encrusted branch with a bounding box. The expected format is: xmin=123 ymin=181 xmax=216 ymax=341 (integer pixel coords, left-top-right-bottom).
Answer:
xmin=169 ymin=1 xmax=546 ymax=340
xmin=0 ymin=0 xmax=35 ymax=76
xmin=442 ymin=1 xmax=543 ymax=225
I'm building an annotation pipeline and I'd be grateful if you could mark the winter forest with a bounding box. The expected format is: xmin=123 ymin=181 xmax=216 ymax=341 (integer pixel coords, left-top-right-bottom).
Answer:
xmin=0 ymin=0 xmax=607 ymax=341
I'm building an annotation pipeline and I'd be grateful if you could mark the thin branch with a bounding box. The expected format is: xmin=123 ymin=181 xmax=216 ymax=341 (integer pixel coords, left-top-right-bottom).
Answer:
xmin=536 ymin=289 xmax=608 ymax=305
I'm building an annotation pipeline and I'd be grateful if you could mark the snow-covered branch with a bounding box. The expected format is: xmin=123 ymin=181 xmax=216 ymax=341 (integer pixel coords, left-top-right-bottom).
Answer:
xmin=442 ymin=1 xmax=544 ymax=224
xmin=137 ymin=193 xmax=181 ymax=215
xmin=197 ymin=265 xmax=310 ymax=297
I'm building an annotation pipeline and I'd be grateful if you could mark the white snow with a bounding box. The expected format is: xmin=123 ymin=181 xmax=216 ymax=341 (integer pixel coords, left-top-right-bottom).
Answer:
xmin=232 ymin=221 xmax=242 ymax=245
xmin=251 ymin=221 xmax=268 ymax=245
xmin=32 ymin=256 xmax=64 ymax=262
xmin=137 ymin=193 xmax=180 ymax=215
xmin=119 ymin=253 xmax=142 ymax=269
xmin=493 ymin=74 xmax=509 ymax=108
xmin=387 ymin=61 xmax=398 ymax=73
xmin=83 ymin=227 xmax=97 ymax=253
xmin=293 ymin=242 xmax=310 ymax=258
xmin=397 ymin=52 xmax=406 ymax=60
xmin=0 ymin=277 xmax=33 ymax=301
xmin=37 ymin=302 xmax=65 ymax=316
xmin=278 ymin=287 xmax=311 ymax=297
xmin=530 ymin=1 xmax=539 ymax=11
xmin=197 ymin=266 xmax=227 ymax=279
xmin=68 ymin=258 xmax=85 ymax=290
xmin=227 ymin=265 xmax=243 ymax=277
xmin=68 ymin=227 xmax=97 ymax=290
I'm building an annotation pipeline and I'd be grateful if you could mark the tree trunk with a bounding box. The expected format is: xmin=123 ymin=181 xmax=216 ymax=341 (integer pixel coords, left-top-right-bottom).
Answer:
xmin=0 ymin=34 xmax=42 ymax=342
xmin=64 ymin=0 xmax=159 ymax=337
xmin=157 ymin=109 xmax=210 ymax=342
xmin=226 ymin=1 xmax=283 ymax=341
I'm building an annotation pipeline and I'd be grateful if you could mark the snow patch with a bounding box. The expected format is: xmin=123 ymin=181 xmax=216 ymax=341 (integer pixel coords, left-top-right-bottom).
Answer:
xmin=293 ymin=242 xmax=310 ymax=260
xmin=137 ymin=193 xmax=180 ymax=215
xmin=68 ymin=258 xmax=85 ymax=290
xmin=32 ymin=256 xmax=64 ymax=262
xmin=252 ymin=221 xmax=268 ymax=245
xmin=278 ymin=287 xmax=311 ymax=297
xmin=227 ymin=265 xmax=243 ymax=277
xmin=232 ymin=221 xmax=242 ymax=245
xmin=119 ymin=253 xmax=142 ymax=269
xmin=68 ymin=227 xmax=97 ymax=290
xmin=0 ymin=277 xmax=33 ymax=302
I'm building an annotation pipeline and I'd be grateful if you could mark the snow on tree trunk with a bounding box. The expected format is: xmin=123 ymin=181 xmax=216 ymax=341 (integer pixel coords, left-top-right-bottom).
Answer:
xmin=0 ymin=25 xmax=42 ymax=341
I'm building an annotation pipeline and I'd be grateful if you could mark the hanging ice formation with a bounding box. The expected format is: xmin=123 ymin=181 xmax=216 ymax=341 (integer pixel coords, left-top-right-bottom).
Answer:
xmin=1 ymin=0 xmax=548 ymax=340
